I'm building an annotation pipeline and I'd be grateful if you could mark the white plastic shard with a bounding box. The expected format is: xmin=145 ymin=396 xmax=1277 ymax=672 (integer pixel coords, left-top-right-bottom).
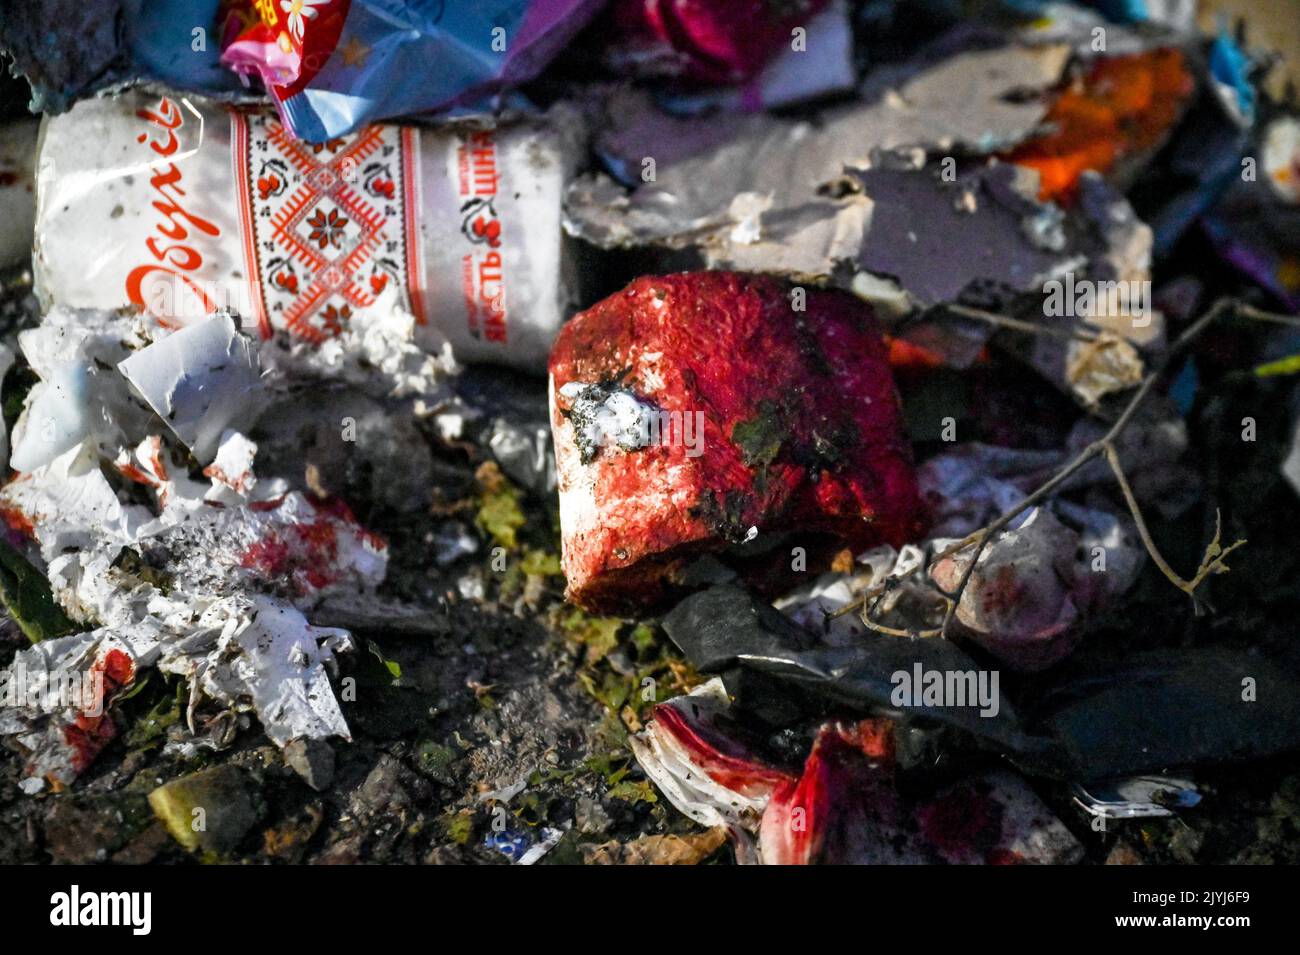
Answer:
xmin=5 ymin=442 xmax=150 ymax=555
xmin=117 ymin=313 xmax=262 ymax=463
xmin=195 ymin=597 xmax=354 ymax=748
xmin=203 ymin=430 xmax=258 ymax=495
xmin=1072 ymin=775 xmax=1201 ymax=820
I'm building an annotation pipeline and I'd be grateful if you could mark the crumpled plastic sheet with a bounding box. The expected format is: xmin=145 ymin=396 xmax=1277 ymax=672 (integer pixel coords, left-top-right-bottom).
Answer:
xmin=930 ymin=505 xmax=1141 ymax=672
xmin=659 ymin=585 xmax=1300 ymax=781
xmin=220 ymin=0 xmax=605 ymax=142
xmin=0 ymin=435 xmax=384 ymax=782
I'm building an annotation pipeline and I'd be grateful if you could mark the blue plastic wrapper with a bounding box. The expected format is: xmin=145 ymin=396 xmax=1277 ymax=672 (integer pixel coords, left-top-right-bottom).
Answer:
xmin=219 ymin=0 xmax=605 ymax=142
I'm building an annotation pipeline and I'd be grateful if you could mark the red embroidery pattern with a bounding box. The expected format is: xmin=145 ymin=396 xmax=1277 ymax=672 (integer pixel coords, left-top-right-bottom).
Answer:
xmin=237 ymin=112 xmax=413 ymax=342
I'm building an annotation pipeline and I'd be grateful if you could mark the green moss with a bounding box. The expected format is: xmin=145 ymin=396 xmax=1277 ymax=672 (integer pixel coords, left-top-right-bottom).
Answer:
xmin=560 ymin=607 xmax=623 ymax=666
xmin=475 ymin=462 xmax=526 ymax=551
xmin=607 ymin=780 xmax=658 ymax=806
xmin=415 ymin=740 xmax=461 ymax=786
xmin=731 ymin=400 xmax=785 ymax=467
xmin=441 ymin=808 xmax=475 ymax=846
xmin=0 ymin=537 xmax=82 ymax=644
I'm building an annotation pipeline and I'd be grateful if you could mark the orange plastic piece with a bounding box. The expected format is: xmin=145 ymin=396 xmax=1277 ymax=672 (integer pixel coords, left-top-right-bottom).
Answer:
xmin=1007 ymin=49 xmax=1194 ymax=204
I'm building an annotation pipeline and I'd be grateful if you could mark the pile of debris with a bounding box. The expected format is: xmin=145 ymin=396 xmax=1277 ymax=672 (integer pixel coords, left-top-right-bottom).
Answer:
xmin=0 ymin=0 xmax=1298 ymax=865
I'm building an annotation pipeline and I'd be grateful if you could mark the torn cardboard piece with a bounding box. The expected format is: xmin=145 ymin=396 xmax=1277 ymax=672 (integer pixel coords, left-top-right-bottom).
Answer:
xmin=565 ymin=39 xmax=1073 ymax=276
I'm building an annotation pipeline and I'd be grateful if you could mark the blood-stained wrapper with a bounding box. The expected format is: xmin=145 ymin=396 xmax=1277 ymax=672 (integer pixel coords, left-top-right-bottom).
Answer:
xmin=631 ymin=680 xmax=1083 ymax=865
xmin=34 ymin=91 xmax=581 ymax=371
xmin=548 ymin=271 xmax=923 ymax=613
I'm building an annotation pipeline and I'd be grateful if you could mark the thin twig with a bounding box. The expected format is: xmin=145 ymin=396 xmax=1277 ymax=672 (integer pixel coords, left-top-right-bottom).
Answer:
xmin=1104 ymin=442 xmax=1245 ymax=612
xmin=1234 ymin=303 xmax=1300 ymax=329
xmin=944 ymin=303 xmax=1101 ymax=343
xmin=850 ymin=297 xmax=1287 ymax=637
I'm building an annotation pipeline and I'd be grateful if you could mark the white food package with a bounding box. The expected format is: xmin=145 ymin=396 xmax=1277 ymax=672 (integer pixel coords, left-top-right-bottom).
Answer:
xmin=34 ymin=92 xmax=581 ymax=371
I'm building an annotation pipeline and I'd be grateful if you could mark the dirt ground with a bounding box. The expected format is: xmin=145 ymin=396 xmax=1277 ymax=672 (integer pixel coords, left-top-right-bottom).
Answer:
xmin=2 ymin=217 xmax=1300 ymax=866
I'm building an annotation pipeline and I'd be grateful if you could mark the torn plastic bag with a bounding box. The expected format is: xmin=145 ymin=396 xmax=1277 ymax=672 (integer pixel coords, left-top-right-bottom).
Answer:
xmin=0 ymin=308 xmax=393 ymax=784
xmin=662 ymin=585 xmax=1300 ymax=780
xmin=35 ymin=90 xmax=584 ymax=371
xmin=929 ymin=506 xmax=1143 ymax=672
xmin=0 ymin=433 xmax=383 ymax=783
xmin=775 ymin=501 xmax=1144 ymax=672
xmin=0 ymin=1 xmax=602 ymax=142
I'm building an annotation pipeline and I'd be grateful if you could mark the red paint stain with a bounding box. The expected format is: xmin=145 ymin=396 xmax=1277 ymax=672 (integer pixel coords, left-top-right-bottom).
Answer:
xmin=238 ymin=497 xmax=386 ymax=595
xmin=61 ymin=649 xmax=135 ymax=775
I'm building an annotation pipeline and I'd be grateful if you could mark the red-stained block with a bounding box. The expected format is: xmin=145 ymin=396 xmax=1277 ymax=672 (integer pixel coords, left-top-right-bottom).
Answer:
xmin=548 ymin=271 xmax=923 ymax=613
